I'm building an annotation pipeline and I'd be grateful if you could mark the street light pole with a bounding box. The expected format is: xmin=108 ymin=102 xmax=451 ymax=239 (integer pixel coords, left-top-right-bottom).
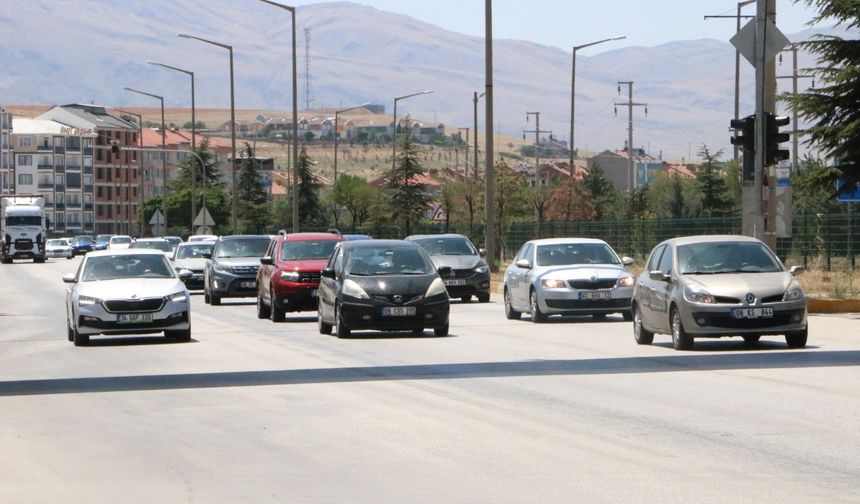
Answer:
xmin=177 ymin=33 xmax=237 ymax=234
xmin=570 ymin=35 xmax=626 ymax=176
xmin=109 ymin=107 xmax=142 ymax=236
xmin=124 ymin=87 xmax=166 ymax=236
xmin=392 ymin=90 xmax=434 ymax=172
xmin=484 ymin=0 xmax=496 ymax=271
xmin=333 ymin=103 xmax=368 ymax=183
xmin=257 ymin=0 xmax=299 ymax=233
xmin=147 ymin=61 xmax=197 ymax=235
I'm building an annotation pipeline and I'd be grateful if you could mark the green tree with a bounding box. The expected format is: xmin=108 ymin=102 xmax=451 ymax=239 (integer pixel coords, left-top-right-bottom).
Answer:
xmin=330 ymin=174 xmax=378 ymax=232
xmin=296 ymin=147 xmax=325 ymax=228
xmin=384 ymin=132 xmax=429 ymax=235
xmin=793 ymin=156 xmax=841 ymax=214
xmin=783 ymin=1 xmax=860 ymax=188
xmin=494 ymin=159 xmax=531 ymax=259
xmin=648 ymin=172 xmax=696 ymax=219
xmin=174 ymin=137 xmax=221 ymax=190
xmin=582 ymin=162 xmax=618 ymax=220
xmin=694 ymin=145 xmax=733 ymax=217
xmin=236 ymin=143 xmax=268 ymax=205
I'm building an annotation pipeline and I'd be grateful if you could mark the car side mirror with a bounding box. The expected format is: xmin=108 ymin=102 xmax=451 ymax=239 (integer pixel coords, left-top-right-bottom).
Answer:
xmin=260 ymin=256 xmax=274 ymax=266
xmin=62 ymin=273 xmax=76 ymax=284
xmin=178 ymin=269 xmax=193 ymax=280
xmin=515 ymin=259 xmax=531 ymax=269
xmin=437 ymin=266 xmax=452 ymax=276
xmin=479 ymin=248 xmax=487 ymax=257
xmin=202 ymin=252 xmax=212 ymax=259
xmin=649 ymin=270 xmax=671 ymax=282
xmin=321 ymin=268 xmax=336 ymax=279
xmin=621 ymin=256 xmax=635 ymax=266
xmin=789 ymin=265 xmax=806 ymax=276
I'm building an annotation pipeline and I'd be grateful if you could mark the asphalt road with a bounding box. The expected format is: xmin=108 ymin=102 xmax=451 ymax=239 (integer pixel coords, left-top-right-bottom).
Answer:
xmin=2 ymin=256 xmax=859 ymax=503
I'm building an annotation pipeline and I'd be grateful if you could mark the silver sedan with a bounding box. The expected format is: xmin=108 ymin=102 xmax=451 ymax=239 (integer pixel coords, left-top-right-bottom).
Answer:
xmin=503 ymin=238 xmax=635 ymax=322
xmin=63 ymin=249 xmax=193 ymax=346
xmin=632 ymin=235 xmax=808 ymax=350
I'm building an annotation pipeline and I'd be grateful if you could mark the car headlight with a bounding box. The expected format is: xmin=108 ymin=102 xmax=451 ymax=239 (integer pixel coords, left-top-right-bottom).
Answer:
xmin=213 ymin=263 xmax=232 ymax=274
xmin=618 ymin=276 xmax=635 ymax=287
xmin=425 ymin=278 xmax=447 ymax=298
xmin=683 ymin=284 xmax=715 ymax=304
xmin=474 ymin=265 xmax=489 ymax=274
xmin=541 ymin=278 xmax=566 ymax=289
xmin=342 ymin=279 xmax=370 ymax=300
xmin=168 ymin=292 xmax=188 ymax=303
xmin=783 ymin=282 xmax=805 ymax=301
xmin=78 ymin=295 xmax=101 ymax=306
xmin=280 ymin=270 xmax=301 ymax=281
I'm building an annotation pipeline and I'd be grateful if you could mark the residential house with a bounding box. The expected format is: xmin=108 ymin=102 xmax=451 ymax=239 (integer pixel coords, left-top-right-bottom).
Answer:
xmin=588 ymin=146 xmax=663 ymax=192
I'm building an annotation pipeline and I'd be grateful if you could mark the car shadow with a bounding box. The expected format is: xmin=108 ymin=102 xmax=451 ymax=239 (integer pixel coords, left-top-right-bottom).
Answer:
xmin=3 ymin=349 xmax=855 ymax=397
xmin=512 ymin=315 xmax=630 ymax=324
xmin=335 ymin=330 xmax=456 ymax=340
xmin=652 ymin=339 xmax=821 ymax=352
xmin=217 ymin=301 xmax=256 ymax=306
xmin=83 ymin=336 xmax=200 ymax=347
xmin=275 ymin=316 xmax=318 ymax=324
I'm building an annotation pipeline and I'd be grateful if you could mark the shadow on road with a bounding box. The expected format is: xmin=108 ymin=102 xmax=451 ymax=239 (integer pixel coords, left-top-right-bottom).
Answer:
xmin=1 ymin=350 xmax=857 ymax=397
xmin=84 ymin=336 xmax=199 ymax=347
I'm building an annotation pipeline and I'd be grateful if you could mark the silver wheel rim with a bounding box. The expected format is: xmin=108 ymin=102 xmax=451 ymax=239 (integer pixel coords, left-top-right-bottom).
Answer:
xmin=634 ymin=309 xmax=642 ymax=339
xmin=531 ymin=292 xmax=537 ymax=315
xmin=505 ymin=290 xmax=511 ymax=312
xmin=672 ymin=312 xmax=680 ymax=343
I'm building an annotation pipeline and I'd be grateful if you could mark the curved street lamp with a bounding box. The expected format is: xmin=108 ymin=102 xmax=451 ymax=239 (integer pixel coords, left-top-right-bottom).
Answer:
xmin=392 ymin=90 xmax=434 ymax=172
xmin=333 ymin=103 xmax=369 ymax=183
xmin=124 ymin=86 xmax=166 ymax=236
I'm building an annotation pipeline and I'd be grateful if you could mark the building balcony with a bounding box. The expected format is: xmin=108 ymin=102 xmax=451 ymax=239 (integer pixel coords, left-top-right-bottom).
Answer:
xmin=55 ymin=185 xmax=64 ymax=192
xmin=38 ymin=164 xmax=53 ymax=170
xmin=55 ymin=166 xmax=65 ymax=173
xmin=54 ymin=146 xmax=65 ymax=154
xmin=83 ymin=166 xmax=93 ymax=175
xmin=83 ymin=148 xmax=93 ymax=155
xmin=66 ymin=165 xmax=81 ymax=171
xmin=37 ymin=144 xmax=53 ymax=151
xmin=84 ymin=203 xmax=93 ymax=211
xmin=55 ymin=203 xmax=65 ymax=210
xmin=66 ymin=203 xmax=82 ymax=209
xmin=38 ymin=182 xmax=53 ymax=189
xmin=83 ymin=185 xmax=93 ymax=193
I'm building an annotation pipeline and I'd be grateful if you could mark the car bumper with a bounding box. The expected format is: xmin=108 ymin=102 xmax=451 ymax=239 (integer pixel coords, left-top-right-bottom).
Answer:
xmin=341 ymin=298 xmax=449 ymax=331
xmin=273 ymin=280 xmax=320 ymax=312
xmin=210 ymin=272 xmax=258 ymax=298
xmin=181 ymin=271 xmax=206 ymax=290
xmin=443 ymin=275 xmax=491 ymax=297
xmin=46 ymin=250 xmax=72 ymax=258
xmin=75 ymin=300 xmax=190 ymax=336
xmin=681 ymin=299 xmax=807 ymax=336
xmin=538 ymin=286 xmax=634 ymax=315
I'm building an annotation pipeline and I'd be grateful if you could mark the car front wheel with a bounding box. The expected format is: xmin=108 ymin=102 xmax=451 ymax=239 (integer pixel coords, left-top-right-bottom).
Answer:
xmin=256 ymin=289 xmax=270 ymax=319
xmin=530 ymin=289 xmax=546 ymax=323
xmin=335 ymin=303 xmax=351 ymax=338
xmin=504 ymin=288 xmax=521 ymax=320
xmin=785 ymin=327 xmax=808 ymax=348
xmin=318 ymin=313 xmax=332 ymax=335
xmin=633 ymin=305 xmax=654 ymax=345
xmin=671 ymin=307 xmax=693 ymax=350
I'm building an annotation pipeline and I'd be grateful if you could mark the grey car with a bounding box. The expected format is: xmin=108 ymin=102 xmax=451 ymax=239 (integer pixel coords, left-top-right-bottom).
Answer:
xmin=203 ymin=235 xmax=272 ymax=305
xmin=503 ymin=238 xmax=635 ymax=322
xmin=632 ymin=235 xmax=808 ymax=350
xmin=405 ymin=233 xmax=490 ymax=302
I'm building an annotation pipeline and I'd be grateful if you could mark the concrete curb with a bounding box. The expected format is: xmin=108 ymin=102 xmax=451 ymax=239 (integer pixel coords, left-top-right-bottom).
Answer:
xmin=808 ymin=298 xmax=860 ymax=314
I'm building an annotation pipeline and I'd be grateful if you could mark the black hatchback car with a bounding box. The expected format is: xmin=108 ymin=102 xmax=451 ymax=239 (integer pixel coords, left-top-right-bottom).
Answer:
xmin=317 ymin=240 xmax=451 ymax=338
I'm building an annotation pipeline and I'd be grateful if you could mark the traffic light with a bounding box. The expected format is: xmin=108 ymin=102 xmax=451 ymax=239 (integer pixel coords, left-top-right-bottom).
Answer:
xmin=730 ymin=115 xmax=755 ymax=181
xmin=765 ymin=112 xmax=790 ymax=165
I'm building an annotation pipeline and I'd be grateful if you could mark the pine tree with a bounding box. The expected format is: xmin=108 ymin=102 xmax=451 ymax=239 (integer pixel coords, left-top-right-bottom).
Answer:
xmin=582 ymin=162 xmax=619 ymax=220
xmin=174 ymin=137 xmax=220 ymax=190
xmin=236 ymin=143 xmax=268 ymax=205
xmin=783 ymin=0 xmax=860 ymax=188
xmin=296 ymin=147 xmax=324 ymax=228
xmin=384 ymin=131 xmax=429 ymax=235
xmin=695 ymin=145 xmax=733 ymax=217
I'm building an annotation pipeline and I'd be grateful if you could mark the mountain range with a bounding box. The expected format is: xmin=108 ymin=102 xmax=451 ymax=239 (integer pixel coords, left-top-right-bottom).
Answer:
xmin=0 ymin=1 xmax=851 ymax=160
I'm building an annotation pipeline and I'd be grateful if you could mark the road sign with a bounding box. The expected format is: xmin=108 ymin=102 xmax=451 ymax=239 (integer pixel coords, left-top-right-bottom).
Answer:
xmin=193 ymin=206 xmax=214 ymax=227
xmin=837 ymin=178 xmax=860 ymax=202
xmin=149 ymin=209 xmax=164 ymax=225
xmin=730 ymin=19 xmax=790 ymax=67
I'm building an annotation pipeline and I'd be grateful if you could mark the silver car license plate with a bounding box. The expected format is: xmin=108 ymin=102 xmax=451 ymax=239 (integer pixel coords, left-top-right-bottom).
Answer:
xmin=382 ymin=306 xmax=416 ymax=316
xmin=732 ymin=307 xmax=774 ymax=319
xmin=443 ymin=279 xmax=466 ymax=286
xmin=579 ymin=291 xmax=610 ymax=301
xmin=117 ymin=313 xmax=154 ymax=324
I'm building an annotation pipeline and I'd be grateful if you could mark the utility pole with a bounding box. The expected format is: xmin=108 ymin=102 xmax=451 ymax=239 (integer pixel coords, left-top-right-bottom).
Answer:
xmin=484 ymin=0 xmax=495 ymax=271
xmin=523 ymin=111 xmax=552 ymax=227
xmin=614 ymin=81 xmax=648 ymax=192
xmin=458 ymin=127 xmax=470 ymax=179
xmin=776 ymin=44 xmax=813 ymax=175
xmin=705 ymin=1 xmax=755 ymax=161
xmin=473 ymin=92 xmax=484 ymax=181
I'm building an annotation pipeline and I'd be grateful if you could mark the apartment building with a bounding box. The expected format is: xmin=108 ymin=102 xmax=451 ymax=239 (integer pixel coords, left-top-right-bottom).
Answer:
xmin=11 ymin=119 xmax=96 ymax=236
xmin=37 ymin=104 xmax=140 ymax=235
xmin=0 ymin=106 xmax=11 ymax=196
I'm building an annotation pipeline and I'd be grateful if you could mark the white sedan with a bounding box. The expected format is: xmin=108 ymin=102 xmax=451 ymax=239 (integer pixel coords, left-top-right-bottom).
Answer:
xmin=503 ymin=238 xmax=636 ymax=323
xmin=63 ymin=249 xmax=193 ymax=346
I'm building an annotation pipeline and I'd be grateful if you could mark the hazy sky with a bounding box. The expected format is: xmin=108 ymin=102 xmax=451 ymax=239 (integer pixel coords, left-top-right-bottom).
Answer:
xmin=291 ymin=0 xmax=821 ymax=53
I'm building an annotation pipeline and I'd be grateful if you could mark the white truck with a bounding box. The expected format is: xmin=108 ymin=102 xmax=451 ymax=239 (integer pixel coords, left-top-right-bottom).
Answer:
xmin=1 ymin=195 xmax=47 ymax=263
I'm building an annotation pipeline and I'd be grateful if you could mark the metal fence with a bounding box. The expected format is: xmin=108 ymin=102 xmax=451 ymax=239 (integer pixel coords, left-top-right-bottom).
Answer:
xmin=305 ymin=212 xmax=860 ymax=271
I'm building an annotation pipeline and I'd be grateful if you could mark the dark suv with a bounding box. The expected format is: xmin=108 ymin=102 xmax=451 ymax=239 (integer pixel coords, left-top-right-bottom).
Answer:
xmin=405 ymin=234 xmax=491 ymax=302
xmin=203 ymin=235 xmax=272 ymax=305
xmin=256 ymin=232 xmax=342 ymax=321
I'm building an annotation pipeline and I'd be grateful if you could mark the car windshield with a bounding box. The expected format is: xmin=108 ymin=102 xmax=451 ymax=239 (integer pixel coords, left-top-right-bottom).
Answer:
xmin=81 ymin=254 xmax=174 ymax=281
xmin=535 ymin=243 xmax=620 ymax=266
xmin=111 ymin=237 xmax=132 ymax=244
xmin=176 ymin=243 xmax=214 ymax=259
xmin=216 ymin=238 xmax=270 ymax=258
xmin=73 ymin=235 xmax=93 ymax=244
xmin=131 ymin=240 xmax=171 ymax=252
xmin=5 ymin=216 xmax=42 ymax=226
xmin=413 ymin=236 xmax=477 ymax=256
xmin=280 ymin=240 xmax=338 ymax=261
xmin=347 ymin=246 xmax=433 ymax=275
xmin=47 ymin=239 xmax=67 ymax=246
xmin=678 ymin=241 xmax=783 ymax=274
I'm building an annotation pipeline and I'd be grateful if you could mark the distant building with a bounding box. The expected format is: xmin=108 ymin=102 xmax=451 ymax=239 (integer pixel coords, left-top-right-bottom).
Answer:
xmin=588 ymin=145 xmax=664 ymax=192
xmin=0 ymin=107 xmax=11 ymax=196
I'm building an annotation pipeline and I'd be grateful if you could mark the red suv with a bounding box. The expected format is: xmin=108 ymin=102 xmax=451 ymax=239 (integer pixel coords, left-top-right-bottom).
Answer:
xmin=256 ymin=232 xmax=342 ymax=321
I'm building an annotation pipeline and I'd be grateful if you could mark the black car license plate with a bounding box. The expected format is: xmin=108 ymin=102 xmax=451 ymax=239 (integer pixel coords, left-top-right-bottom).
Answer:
xmin=579 ymin=291 xmax=610 ymax=301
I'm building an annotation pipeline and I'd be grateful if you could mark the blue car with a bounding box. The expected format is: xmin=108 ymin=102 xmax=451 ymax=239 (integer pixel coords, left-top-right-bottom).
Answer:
xmin=93 ymin=234 xmax=113 ymax=251
xmin=70 ymin=235 xmax=95 ymax=256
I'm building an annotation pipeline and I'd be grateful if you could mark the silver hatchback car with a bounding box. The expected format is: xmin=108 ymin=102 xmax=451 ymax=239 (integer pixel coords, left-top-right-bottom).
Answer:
xmin=632 ymin=235 xmax=808 ymax=350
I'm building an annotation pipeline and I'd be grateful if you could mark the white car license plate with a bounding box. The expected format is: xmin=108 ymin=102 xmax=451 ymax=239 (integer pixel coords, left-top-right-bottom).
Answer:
xmin=382 ymin=306 xmax=416 ymax=317
xmin=117 ymin=313 xmax=154 ymax=324
xmin=240 ymin=281 xmax=256 ymax=289
xmin=732 ymin=307 xmax=774 ymax=319
xmin=579 ymin=291 xmax=610 ymax=301
xmin=443 ymin=279 xmax=466 ymax=286
xmin=310 ymin=289 xmax=318 ymax=298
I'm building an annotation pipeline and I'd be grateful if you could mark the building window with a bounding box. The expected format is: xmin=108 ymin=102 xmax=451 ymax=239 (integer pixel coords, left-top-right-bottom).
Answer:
xmin=107 ymin=186 xmax=112 ymax=198
xmin=38 ymin=174 xmax=51 ymax=187
xmin=107 ymin=206 xmax=113 ymax=218
xmin=55 ymin=212 xmax=65 ymax=224
xmin=54 ymin=174 xmax=64 ymax=187
xmin=18 ymin=174 xmax=33 ymax=185
xmin=84 ymin=212 xmax=93 ymax=223
xmin=17 ymin=155 xmax=32 ymax=166
xmin=84 ymin=156 xmax=92 ymax=168
xmin=96 ymin=149 xmax=103 ymax=162
xmin=96 ymin=186 xmax=103 ymax=198
xmin=84 ymin=193 xmax=92 ymax=204
xmin=19 ymin=136 xmax=32 ymax=148
xmin=83 ymin=175 xmax=93 ymax=187
xmin=55 ymin=155 xmax=64 ymax=167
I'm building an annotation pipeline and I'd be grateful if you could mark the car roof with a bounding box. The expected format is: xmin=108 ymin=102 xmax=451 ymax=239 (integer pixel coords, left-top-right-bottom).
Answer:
xmin=84 ymin=249 xmax=170 ymax=258
xmin=405 ymin=233 xmax=470 ymax=241
xmin=280 ymin=232 xmax=341 ymax=242
xmin=664 ymin=235 xmax=763 ymax=247
xmin=110 ymin=235 xmax=132 ymax=239
xmin=178 ymin=240 xmax=215 ymax=246
xmin=527 ymin=238 xmax=609 ymax=246
xmin=340 ymin=239 xmax=419 ymax=249
xmin=134 ymin=237 xmax=168 ymax=242
xmin=218 ymin=235 xmax=270 ymax=241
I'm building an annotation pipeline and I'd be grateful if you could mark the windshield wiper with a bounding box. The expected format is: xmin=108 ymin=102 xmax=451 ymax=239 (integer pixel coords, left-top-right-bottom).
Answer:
xmin=683 ymin=271 xmax=720 ymax=275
